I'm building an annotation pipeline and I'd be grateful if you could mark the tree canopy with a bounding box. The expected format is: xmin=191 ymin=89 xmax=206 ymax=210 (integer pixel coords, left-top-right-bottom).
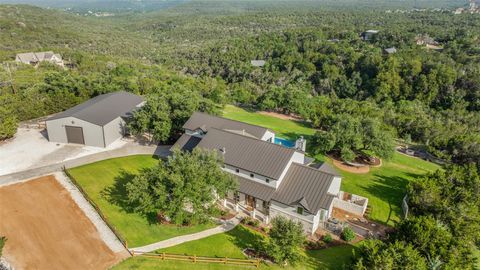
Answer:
xmin=125 ymin=148 xmax=237 ymax=225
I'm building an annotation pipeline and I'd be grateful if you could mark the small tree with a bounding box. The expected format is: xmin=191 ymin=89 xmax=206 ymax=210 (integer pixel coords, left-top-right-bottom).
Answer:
xmin=265 ymin=216 xmax=305 ymax=265
xmin=341 ymin=226 xmax=356 ymax=242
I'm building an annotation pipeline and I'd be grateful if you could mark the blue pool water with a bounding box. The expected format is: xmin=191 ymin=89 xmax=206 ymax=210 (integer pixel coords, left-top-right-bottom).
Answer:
xmin=274 ymin=137 xmax=295 ymax=148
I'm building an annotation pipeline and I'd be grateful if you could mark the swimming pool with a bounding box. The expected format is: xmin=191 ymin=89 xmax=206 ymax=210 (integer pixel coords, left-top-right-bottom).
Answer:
xmin=274 ymin=137 xmax=295 ymax=148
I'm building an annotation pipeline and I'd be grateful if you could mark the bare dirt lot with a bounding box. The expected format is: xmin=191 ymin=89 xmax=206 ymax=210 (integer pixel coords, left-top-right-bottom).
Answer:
xmin=0 ymin=176 xmax=127 ymax=270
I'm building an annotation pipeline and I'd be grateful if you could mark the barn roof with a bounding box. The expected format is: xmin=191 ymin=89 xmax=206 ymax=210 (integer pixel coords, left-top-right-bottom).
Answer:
xmin=47 ymin=91 xmax=144 ymax=126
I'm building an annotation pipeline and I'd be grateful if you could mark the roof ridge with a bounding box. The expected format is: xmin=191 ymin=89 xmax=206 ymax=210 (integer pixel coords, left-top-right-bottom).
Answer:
xmin=209 ymin=127 xmax=297 ymax=153
xmin=290 ymin=162 xmax=337 ymax=177
xmin=195 ymin=111 xmax=272 ymax=132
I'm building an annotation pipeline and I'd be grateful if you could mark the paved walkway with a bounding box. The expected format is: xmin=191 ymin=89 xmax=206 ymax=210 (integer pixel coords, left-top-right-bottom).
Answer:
xmin=0 ymin=143 xmax=170 ymax=187
xmin=130 ymin=216 xmax=242 ymax=253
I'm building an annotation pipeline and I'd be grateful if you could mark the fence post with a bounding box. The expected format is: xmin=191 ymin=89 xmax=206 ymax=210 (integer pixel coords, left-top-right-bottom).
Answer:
xmin=256 ymin=259 xmax=260 ymax=268
xmin=193 ymin=254 xmax=196 ymax=263
xmin=162 ymin=252 xmax=165 ymax=260
xmin=224 ymin=257 xmax=227 ymax=264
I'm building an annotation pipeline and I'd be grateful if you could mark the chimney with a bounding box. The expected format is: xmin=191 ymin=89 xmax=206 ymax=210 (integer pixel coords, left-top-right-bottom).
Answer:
xmin=295 ymin=136 xmax=307 ymax=152
xmin=220 ymin=147 xmax=226 ymax=155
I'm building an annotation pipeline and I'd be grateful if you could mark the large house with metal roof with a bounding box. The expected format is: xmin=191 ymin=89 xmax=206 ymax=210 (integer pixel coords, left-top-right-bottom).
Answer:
xmin=172 ymin=112 xmax=367 ymax=234
xmin=45 ymin=91 xmax=144 ymax=147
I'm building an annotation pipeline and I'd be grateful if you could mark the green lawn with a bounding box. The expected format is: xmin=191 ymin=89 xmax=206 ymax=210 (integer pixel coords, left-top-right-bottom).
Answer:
xmin=339 ymin=152 xmax=441 ymax=225
xmin=113 ymin=225 xmax=356 ymax=270
xmin=67 ymin=155 xmax=215 ymax=247
xmin=223 ymin=105 xmax=316 ymax=140
xmin=223 ymin=105 xmax=441 ymax=226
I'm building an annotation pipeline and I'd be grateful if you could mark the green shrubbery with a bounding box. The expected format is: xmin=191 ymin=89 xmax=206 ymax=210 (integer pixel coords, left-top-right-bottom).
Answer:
xmin=341 ymin=227 xmax=356 ymax=242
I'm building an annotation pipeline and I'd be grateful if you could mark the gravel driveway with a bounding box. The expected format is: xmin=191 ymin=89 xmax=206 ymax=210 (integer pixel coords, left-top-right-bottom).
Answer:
xmin=0 ymin=127 xmax=127 ymax=176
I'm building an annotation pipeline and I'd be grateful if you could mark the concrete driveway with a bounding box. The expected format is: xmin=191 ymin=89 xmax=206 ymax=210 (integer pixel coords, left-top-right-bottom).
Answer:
xmin=0 ymin=127 xmax=128 ymax=176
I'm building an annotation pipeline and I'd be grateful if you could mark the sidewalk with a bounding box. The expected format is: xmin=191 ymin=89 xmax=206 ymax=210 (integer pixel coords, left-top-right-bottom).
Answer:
xmin=130 ymin=216 xmax=242 ymax=253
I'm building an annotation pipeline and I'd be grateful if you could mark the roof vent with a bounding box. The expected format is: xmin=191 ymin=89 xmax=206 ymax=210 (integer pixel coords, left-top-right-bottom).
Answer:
xmin=220 ymin=147 xmax=226 ymax=154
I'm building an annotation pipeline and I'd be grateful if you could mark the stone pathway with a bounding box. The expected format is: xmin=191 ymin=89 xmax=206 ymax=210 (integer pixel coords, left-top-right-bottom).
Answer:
xmin=130 ymin=216 xmax=242 ymax=253
xmin=53 ymin=171 xmax=126 ymax=253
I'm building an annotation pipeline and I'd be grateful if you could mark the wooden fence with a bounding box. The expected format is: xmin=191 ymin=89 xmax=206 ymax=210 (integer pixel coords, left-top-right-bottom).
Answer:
xmin=62 ymin=167 xmax=131 ymax=254
xmin=132 ymin=251 xmax=261 ymax=268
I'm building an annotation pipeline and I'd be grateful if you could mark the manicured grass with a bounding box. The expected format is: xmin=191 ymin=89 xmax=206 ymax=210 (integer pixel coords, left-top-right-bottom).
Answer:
xmin=338 ymin=152 xmax=441 ymax=225
xmin=113 ymin=225 xmax=355 ymax=270
xmin=223 ymin=105 xmax=441 ymax=226
xmin=223 ymin=105 xmax=315 ymax=140
xmin=67 ymin=155 xmax=215 ymax=247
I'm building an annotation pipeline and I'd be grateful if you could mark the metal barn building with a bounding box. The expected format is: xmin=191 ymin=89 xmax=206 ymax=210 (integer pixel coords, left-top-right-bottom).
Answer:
xmin=45 ymin=91 xmax=144 ymax=147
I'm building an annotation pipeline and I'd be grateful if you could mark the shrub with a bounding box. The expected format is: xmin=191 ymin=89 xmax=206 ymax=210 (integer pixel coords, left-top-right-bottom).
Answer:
xmin=323 ymin=233 xmax=333 ymax=244
xmin=265 ymin=216 xmax=305 ymax=265
xmin=341 ymin=227 xmax=356 ymax=242
xmin=0 ymin=236 xmax=6 ymax=257
xmin=305 ymin=240 xmax=325 ymax=250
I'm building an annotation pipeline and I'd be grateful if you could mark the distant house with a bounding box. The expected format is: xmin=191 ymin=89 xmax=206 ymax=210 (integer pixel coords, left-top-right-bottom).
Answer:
xmin=415 ymin=34 xmax=443 ymax=50
xmin=250 ymin=60 xmax=266 ymax=67
xmin=171 ymin=112 xmax=369 ymax=235
xmin=384 ymin=47 xmax=397 ymax=54
xmin=46 ymin=91 xmax=144 ymax=147
xmin=361 ymin=30 xmax=379 ymax=41
xmin=15 ymin=51 xmax=64 ymax=67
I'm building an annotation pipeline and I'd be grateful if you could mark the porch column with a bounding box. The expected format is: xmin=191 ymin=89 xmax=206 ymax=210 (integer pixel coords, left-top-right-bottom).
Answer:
xmin=235 ymin=203 xmax=239 ymax=212
xmin=223 ymin=199 xmax=227 ymax=207
xmin=265 ymin=215 xmax=270 ymax=224
xmin=252 ymin=208 xmax=256 ymax=219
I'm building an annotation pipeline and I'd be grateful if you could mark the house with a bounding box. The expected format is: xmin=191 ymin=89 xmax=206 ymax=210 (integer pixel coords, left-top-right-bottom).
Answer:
xmin=384 ymin=47 xmax=397 ymax=54
xmin=172 ymin=112 xmax=368 ymax=234
xmin=250 ymin=60 xmax=266 ymax=67
xmin=361 ymin=30 xmax=379 ymax=41
xmin=15 ymin=51 xmax=64 ymax=67
xmin=45 ymin=91 xmax=144 ymax=147
xmin=415 ymin=34 xmax=443 ymax=50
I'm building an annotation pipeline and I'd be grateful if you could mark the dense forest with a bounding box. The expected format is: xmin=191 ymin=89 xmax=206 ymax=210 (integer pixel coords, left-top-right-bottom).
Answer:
xmin=1 ymin=0 xmax=479 ymax=167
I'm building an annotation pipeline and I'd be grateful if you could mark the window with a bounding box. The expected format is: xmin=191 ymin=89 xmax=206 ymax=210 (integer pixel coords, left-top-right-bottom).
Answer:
xmin=235 ymin=168 xmax=239 ymax=173
xmin=266 ymin=178 xmax=270 ymax=183
xmin=297 ymin=207 xmax=304 ymax=215
xmin=250 ymin=173 xmax=254 ymax=178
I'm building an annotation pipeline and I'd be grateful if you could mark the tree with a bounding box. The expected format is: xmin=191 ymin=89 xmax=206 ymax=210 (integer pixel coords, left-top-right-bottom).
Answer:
xmin=125 ymin=148 xmax=237 ymax=225
xmin=353 ymin=240 xmax=428 ymax=270
xmin=0 ymin=236 xmax=6 ymax=257
xmin=128 ymin=95 xmax=172 ymax=142
xmin=264 ymin=216 xmax=305 ymax=265
xmin=0 ymin=95 xmax=18 ymax=140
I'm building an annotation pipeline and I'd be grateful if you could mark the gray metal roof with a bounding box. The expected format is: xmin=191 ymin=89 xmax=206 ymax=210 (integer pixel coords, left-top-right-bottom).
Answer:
xmin=235 ymin=175 xmax=275 ymax=201
xmin=183 ymin=112 xmax=269 ymax=139
xmin=272 ymin=163 xmax=336 ymax=214
xmin=196 ymin=128 xmax=296 ymax=180
xmin=47 ymin=91 xmax=144 ymax=126
xmin=171 ymin=134 xmax=202 ymax=152
xmin=317 ymin=162 xmax=341 ymax=177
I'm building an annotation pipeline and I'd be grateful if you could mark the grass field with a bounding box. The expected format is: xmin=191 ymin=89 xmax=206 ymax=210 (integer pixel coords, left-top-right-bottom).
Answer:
xmin=67 ymin=155 xmax=215 ymax=247
xmin=223 ymin=105 xmax=442 ymax=225
xmin=223 ymin=105 xmax=316 ymax=140
xmin=113 ymin=225 xmax=356 ymax=270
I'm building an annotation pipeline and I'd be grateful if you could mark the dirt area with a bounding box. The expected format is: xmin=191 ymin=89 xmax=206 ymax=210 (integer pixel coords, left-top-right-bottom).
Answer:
xmin=258 ymin=111 xmax=303 ymax=121
xmin=0 ymin=127 xmax=126 ymax=176
xmin=332 ymin=158 xmax=370 ymax=174
xmin=332 ymin=208 xmax=391 ymax=239
xmin=0 ymin=176 xmax=128 ymax=270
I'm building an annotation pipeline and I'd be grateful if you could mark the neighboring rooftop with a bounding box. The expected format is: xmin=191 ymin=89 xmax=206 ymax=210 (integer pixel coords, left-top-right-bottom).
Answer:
xmin=384 ymin=47 xmax=397 ymax=54
xmin=16 ymin=51 xmax=62 ymax=63
xmin=317 ymin=162 xmax=341 ymax=177
xmin=183 ymin=112 xmax=270 ymax=139
xmin=250 ymin=60 xmax=266 ymax=67
xmin=196 ymin=128 xmax=296 ymax=180
xmin=272 ymin=163 xmax=336 ymax=214
xmin=47 ymin=91 xmax=144 ymax=126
